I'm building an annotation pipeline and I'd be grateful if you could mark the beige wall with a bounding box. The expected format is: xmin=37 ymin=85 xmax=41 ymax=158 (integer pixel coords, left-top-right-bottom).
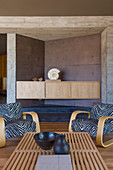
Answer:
xmin=0 ymin=0 xmax=113 ymax=16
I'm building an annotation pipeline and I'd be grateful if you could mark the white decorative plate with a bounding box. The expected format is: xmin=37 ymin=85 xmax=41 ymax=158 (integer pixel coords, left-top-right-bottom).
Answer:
xmin=48 ymin=68 xmax=60 ymax=80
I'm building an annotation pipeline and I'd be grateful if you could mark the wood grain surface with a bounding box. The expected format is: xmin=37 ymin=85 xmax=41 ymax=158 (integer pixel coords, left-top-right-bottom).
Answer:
xmin=17 ymin=81 xmax=45 ymax=99
xmin=2 ymin=132 xmax=108 ymax=170
xmin=17 ymin=81 xmax=100 ymax=99
xmin=0 ymin=122 xmax=113 ymax=170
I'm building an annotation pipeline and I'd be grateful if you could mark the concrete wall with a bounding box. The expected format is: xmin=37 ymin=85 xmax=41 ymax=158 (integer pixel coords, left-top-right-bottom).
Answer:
xmin=45 ymin=34 xmax=101 ymax=107
xmin=7 ymin=34 xmax=16 ymax=103
xmin=1 ymin=17 xmax=112 ymax=107
xmin=16 ymin=35 xmax=45 ymax=107
xmin=16 ymin=34 xmax=101 ymax=107
xmin=106 ymin=26 xmax=113 ymax=104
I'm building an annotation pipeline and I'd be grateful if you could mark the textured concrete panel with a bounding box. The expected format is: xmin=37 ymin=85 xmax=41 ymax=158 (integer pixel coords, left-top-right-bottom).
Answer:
xmin=45 ymin=35 xmax=101 ymax=66
xmin=107 ymin=27 xmax=113 ymax=104
xmin=101 ymin=29 xmax=107 ymax=103
xmin=0 ymin=17 xmax=113 ymax=29
xmin=45 ymin=66 xmax=75 ymax=81
xmin=7 ymin=34 xmax=16 ymax=103
xmin=16 ymin=35 xmax=44 ymax=81
xmin=74 ymin=65 xmax=100 ymax=81
xmin=45 ymin=65 xmax=100 ymax=81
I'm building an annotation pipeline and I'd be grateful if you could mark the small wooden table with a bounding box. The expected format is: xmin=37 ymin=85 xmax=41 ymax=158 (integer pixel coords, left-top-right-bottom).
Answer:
xmin=3 ymin=132 xmax=108 ymax=170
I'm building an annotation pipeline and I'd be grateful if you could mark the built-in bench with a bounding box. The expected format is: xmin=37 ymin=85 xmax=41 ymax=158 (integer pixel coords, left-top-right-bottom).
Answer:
xmin=22 ymin=105 xmax=91 ymax=122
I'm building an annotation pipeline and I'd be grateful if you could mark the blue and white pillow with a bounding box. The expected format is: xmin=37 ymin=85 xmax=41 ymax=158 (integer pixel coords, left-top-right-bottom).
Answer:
xmin=90 ymin=102 xmax=113 ymax=121
xmin=0 ymin=102 xmax=23 ymax=123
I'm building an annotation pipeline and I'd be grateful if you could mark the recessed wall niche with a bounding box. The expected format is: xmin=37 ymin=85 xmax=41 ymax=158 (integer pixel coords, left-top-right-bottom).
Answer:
xmin=16 ymin=34 xmax=101 ymax=107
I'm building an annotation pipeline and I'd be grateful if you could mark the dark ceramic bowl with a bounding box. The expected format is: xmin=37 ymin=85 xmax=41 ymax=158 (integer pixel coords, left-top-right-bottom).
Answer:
xmin=34 ymin=132 xmax=59 ymax=150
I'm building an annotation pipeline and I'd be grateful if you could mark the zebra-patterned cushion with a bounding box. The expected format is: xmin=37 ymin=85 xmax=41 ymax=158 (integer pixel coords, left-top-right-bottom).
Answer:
xmin=90 ymin=102 xmax=113 ymax=121
xmin=72 ymin=118 xmax=113 ymax=137
xmin=5 ymin=119 xmax=36 ymax=139
xmin=0 ymin=103 xmax=22 ymax=123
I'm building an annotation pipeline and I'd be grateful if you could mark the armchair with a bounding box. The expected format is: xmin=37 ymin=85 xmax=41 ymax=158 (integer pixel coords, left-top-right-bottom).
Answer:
xmin=69 ymin=103 xmax=113 ymax=147
xmin=0 ymin=103 xmax=40 ymax=147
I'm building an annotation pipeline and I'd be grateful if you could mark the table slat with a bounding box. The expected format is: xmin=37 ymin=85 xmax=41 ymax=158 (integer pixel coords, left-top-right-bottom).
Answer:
xmin=2 ymin=132 xmax=108 ymax=170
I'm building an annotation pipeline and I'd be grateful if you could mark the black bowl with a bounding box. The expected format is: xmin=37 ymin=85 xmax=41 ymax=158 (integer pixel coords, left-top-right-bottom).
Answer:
xmin=34 ymin=132 xmax=59 ymax=150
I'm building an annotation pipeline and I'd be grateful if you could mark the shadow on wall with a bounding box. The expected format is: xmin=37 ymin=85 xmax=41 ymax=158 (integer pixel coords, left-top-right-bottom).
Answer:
xmin=0 ymin=34 xmax=7 ymax=104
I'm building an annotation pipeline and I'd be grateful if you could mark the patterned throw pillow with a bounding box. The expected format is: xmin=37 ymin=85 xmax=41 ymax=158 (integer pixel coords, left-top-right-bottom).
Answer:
xmin=90 ymin=102 xmax=113 ymax=121
xmin=0 ymin=103 xmax=23 ymax=123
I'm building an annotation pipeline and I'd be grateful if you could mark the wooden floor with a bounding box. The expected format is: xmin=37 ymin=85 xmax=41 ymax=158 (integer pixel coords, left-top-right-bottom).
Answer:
xmin=0 ymin=122 xmax=113 ymax=170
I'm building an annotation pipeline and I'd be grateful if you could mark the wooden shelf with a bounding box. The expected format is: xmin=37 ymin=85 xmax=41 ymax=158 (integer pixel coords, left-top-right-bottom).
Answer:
xmin=16 ymin=81 xmax=100 ymax=99
xmin=17 ymin=81 xmax=45 ymax=99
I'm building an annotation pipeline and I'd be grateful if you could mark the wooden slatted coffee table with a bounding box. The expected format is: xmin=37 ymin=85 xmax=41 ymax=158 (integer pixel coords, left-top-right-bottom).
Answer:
xmin=3 ymin=132 xmax=108 ymax=170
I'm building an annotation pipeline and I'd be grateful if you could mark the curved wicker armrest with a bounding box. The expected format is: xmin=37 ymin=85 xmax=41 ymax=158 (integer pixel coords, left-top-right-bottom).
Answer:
xmin=68 ymin=111 xmax=91 ymax=132
xmin=23 ymin=112 xmax=40 ymax=132
xmin=0 ymin=116 xmax=6 ymax=147
xmin=96 ymin=116 xmax=113 ymax=147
